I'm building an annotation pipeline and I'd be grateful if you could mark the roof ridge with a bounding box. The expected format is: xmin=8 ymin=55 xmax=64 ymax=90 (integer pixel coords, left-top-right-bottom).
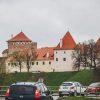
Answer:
xmin=7 ymin=31 xmax=32 ymax=42
xmin=55 ymin=31 xmax=76 ymax=50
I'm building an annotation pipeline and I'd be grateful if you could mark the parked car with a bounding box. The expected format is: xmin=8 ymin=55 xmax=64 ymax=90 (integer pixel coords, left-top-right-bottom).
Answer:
xmin=58 ymin=81 xmax=86 ymax=97
xmin=5 ymin=82 xmax=53 ymax=100
xmin=85 ymin=82 xmax=100 ymax=95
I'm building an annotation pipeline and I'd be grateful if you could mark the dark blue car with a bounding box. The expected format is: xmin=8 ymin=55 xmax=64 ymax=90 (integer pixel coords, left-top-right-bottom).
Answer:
xmin=5 ymin=82 xmax=53 ymax=100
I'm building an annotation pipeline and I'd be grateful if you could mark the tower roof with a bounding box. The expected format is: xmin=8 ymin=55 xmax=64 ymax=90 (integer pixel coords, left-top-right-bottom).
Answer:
xmin=55 ymin=31 xmax=76 ymax=50
xmin=7 ymin=31 xmax=32 ymax=42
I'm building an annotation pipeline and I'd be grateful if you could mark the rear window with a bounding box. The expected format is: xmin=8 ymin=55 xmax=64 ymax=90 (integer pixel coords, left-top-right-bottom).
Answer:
xmin=62 ymin=83 xmax=73 ymax=86
xmin=10 ymin=85 xmax=36 ymax=95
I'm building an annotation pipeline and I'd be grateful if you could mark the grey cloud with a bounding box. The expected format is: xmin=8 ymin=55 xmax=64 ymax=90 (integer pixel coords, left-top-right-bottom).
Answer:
xmin=0 ymin=0 xmax=100 ymax=55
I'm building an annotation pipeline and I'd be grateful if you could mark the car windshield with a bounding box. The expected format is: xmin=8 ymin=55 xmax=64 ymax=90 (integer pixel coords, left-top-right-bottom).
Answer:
xmin=89 ymin=83 xmax=100 ymax=87
xmin=10 ymin=85 xmax=36 ymax=95
xmin=62 ymin=83 xmax=73 ymax=86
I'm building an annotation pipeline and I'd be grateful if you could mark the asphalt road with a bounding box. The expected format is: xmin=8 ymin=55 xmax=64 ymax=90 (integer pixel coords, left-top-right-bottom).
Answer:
xmin=0 ymin=96 xmax=59 ymax=100
xmin=0 ymin=97 xmax=4 ymax=100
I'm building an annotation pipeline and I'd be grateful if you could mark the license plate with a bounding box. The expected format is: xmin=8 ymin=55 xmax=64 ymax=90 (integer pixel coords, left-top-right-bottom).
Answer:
xmin=63 ymin=86 xmax=68 ymax=89
xmin=62 ymin=91 xmax=69 ymax=94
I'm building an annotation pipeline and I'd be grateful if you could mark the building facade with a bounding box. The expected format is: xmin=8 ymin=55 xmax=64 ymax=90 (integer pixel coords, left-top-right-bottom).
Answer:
xmin=2 ymin=31 xmax=88 ymax=73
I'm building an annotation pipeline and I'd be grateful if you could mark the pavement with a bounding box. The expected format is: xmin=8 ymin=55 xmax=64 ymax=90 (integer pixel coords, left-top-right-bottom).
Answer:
xmin=0 ymin=96 xmax=59 ymax=100
xmin=1 ymin=95 xmax=100 ymax=100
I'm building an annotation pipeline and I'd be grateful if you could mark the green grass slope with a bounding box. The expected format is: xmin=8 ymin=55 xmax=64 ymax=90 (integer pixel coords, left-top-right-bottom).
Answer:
xmin=68 ymin=70 xmax=93 ymax=85
xmin=2 ymin=69 xmax=99 ymax=86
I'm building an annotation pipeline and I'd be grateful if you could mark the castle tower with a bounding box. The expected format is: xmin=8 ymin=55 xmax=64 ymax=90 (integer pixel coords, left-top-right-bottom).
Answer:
xmin=54 ymin=31 xmax=76 ymax=71
xmin=7 ymin=31 xmax=37 ymax=54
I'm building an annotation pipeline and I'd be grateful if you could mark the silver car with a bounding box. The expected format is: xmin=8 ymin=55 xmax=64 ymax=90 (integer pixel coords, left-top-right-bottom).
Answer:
xmin=59 ymin=81 xmax=86 ymax=97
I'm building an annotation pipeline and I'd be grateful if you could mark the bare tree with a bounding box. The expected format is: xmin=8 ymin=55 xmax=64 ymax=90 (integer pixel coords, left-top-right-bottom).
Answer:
xmin=23 ymin=47 xmax=36 ymax=72
xmin=86 ymin=39 xmax=100 ymax=69
xmin=72 ymin=39 xmax=100 ymax=71
xmin=9 ymin=50 xmax=25 ymax=72
xmin=0 ymin=57 xmax=6 ymax=74
xmin=72 ymin=43 xmax=82 ymax=71
xmin=95 ymin=41 xmax=100 ymax=67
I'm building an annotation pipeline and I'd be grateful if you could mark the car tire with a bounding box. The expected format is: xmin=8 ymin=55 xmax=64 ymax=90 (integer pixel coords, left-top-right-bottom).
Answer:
xmin=81 ymin=93 xmax=85 ymax=96
xmin=59 ymin=93 xmax=63 ymax=97
xmin=73 ymin=91 xmax=77 ymax=96
xmin=5 ymin=97 xmax=8 ymax=100
xmin=47 ymin=96 xmax=54 ymax=100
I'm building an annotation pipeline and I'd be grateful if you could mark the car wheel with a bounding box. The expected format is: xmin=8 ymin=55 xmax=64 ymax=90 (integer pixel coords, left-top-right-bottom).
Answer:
xmin=59 ymin=93 xmax=63 ymax=97
xmin=81 ymin=94 xmax=85 ymax=96
xmin=74 ymin=91 xmax=77 ymax=96
xmin=84 ymin=92 xmax=88 ymax=96
xmin=45 ymin=96 xmax=54 ymax=100
xmin=5 ymin=97 xmax=8 ymax=100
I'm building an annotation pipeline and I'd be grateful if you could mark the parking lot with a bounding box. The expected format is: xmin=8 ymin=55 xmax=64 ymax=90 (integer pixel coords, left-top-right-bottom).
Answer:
xmin=0 ymin=82 xmax=100 ymax=100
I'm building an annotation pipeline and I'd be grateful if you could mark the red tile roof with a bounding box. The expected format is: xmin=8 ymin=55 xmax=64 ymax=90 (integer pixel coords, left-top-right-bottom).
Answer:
xmin=96 ymin=37 xmax=100 ymax=46
xmin=7 ymin=31 xmax=32 ymax=42
xmin=55 ymin=31 xmax=76 ymax=50
xmin=36 ymin=47 xmax=54 ymax=60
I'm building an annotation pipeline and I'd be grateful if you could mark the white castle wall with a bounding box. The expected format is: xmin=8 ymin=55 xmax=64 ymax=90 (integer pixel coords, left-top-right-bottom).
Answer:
xmin=5 ymin=50 xmax=75 ymax=73
xmin=53 ymin=50 xmax=74 ymax=72
xmin=30 ymin=60 xmax=54 ymax=72
xmin=6 ymin=60 xmax=54 ymax=73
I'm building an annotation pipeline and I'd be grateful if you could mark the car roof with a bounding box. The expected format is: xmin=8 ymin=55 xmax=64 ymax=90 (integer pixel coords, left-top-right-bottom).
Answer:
xmin=11 ymin=82 xmax=36 ymax=86
xmin=62 ymin=81 xmax=78 ymax=84
xmin=89 ymin=82 xmax=100 ymax=85
xmin=11 ymin=82 xmax=44 ymax=86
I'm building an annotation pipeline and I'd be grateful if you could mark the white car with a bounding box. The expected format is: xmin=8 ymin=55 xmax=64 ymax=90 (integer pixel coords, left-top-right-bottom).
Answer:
xmin=59 ymin=81 xmax=86 ymax=97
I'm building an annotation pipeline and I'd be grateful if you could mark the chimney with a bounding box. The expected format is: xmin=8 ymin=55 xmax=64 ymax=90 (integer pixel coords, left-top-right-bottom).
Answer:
xmin=11 ymin=34 xmax=13 ymax=38
xmin=46 ymin=52 xmax=49 ymax=58
xmin=60 ymin=39 xmax=62 ymax=48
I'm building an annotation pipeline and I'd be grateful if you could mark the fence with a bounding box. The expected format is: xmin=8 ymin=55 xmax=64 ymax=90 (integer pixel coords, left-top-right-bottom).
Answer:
xmin=0 ymin=86 xmax=8 ymax=96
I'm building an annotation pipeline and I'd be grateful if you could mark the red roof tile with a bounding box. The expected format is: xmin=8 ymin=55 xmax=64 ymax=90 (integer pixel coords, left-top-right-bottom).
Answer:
xmin=55 ymin=31 xmax=76 ymax=50
xmin=96 ymin=37 xmax=100 ymax=46
xmin=36 ymin=47 xmax=54 ymax=60
xmin=7 ymin=31 xmax=32 ymax=42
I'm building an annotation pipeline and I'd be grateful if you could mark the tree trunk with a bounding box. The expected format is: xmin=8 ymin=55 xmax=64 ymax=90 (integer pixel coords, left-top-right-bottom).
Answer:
xmin=27 ymin=61 xmax=30 ymax=73
xmin=90 ymin=57 xmax=93 ymax=69
xmin=19 ymin=62 xmax=21 ymax=73
xmin=93 ymin=58 xmax=96 ymax=69
xmin=27 ymin=65 xmax=30 ymax=73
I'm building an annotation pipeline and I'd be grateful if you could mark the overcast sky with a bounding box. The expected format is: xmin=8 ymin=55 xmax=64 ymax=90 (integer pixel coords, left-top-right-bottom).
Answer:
xmin=0 ymin=0 xmax=100 ymax=55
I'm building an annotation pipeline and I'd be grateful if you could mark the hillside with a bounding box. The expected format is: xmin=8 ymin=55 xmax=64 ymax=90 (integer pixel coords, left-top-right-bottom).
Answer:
xmin=1 ymin=69 xmax=100 ymax=86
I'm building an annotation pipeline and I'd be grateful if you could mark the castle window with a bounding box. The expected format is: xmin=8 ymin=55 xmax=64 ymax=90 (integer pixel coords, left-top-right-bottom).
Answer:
xmin=43 ymin=62 xmax=45 ymax=65
xmin=16 ymin=42 xmax=20 ymax=45
xmin=32 ymin=62 xmax=34 ymax=65
xmin=14 ymin=63 xmax=17 ymax=66
xmin=8 ymin=63 xmax=10 ymax=66
xmin=11 ymin=62 xmax=14 ymax=66
xmin=64 ymin=51 xmax=66 ymax=54
xmin=63 ymin=58 xmax=66 ymax=61
xmin=56 ymin=58 xmax=58 ymax=61
xmin=49 ymin=61 xmax=51 ymax=65
xmin=20 ymin=42 xmax=22 ymax=44
xmin=36 ymin=62 xmax=38 ymax=65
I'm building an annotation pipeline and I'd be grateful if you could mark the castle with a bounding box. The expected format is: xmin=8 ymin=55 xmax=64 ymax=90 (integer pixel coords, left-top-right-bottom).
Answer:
xmin=2 ymin=31 xmax=100 ymax=73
